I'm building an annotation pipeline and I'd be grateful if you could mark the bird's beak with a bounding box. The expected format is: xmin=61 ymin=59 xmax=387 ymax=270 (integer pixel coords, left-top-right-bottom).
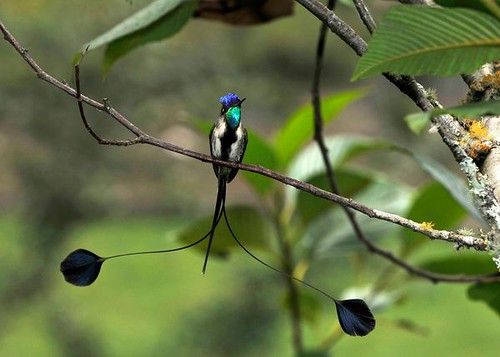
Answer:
xmin=239 ymin=98 xmax=246 ymax=105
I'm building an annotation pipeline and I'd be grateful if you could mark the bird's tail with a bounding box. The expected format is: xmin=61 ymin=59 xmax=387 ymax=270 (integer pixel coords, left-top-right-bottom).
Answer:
xmin=202 ymin=176 xmax=226 ymax=274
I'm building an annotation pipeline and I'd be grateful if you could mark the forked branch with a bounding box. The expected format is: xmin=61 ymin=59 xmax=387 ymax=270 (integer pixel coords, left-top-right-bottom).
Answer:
xmin=311 ymin=1 xmax=499 ymax=284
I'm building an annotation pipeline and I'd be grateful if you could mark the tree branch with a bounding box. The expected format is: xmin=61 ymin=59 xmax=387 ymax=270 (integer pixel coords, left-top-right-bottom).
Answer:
xmin=352 ymin=0 xmax=376 ymax=34
xmin=75 ymin=65 xmax=143 ymax=147
xmin=294 ymin=0 xmax=435 ymax=112
xmin=310 ymin=1 xmax=499 ymax=284
xmin=312 ymin=0 xmax=338 ymax=198
xmin=294 ymin=0 xmax=500 ymax=242
xmin=1 ymin=21 xmax=498 ymax=280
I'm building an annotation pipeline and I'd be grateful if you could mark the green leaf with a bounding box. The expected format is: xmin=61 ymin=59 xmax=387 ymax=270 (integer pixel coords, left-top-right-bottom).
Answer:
xmin=177 ymin=206 xmax=273 ymax=257
xmin=405 ymin=100 xmax=500 ymax=132
xmin=404 ymin=112 xmax=431 ymax=135
xmin=79 ymin=0 xmax=197 ymax=73
xmin=192 ymin=119 xmax=278 ymax=195
xmin=420 ymin=254 xmax=496 ymax=275
xmin=481 ymin=0 xmax=500 ymax=18
xmin=404 ymin=150 xmax=486 ymax=225
xmin=273 ymin=89 xmax=367 ymax=165
xmin=352 ymin=6 xmax=500 ymax=79
xmin=441 ymin=100 xmax=500 ymax=117
xmin=468 ymin=283 xmax=500 ymax=316
xmin=401 ymin=182 xmax=466 ymax=251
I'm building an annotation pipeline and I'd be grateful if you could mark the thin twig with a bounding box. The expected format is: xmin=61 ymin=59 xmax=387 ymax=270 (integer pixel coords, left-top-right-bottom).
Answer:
xmin=75 ymin=65 xmax=143 ymax=146
xmin=352 ymin=0 xmax=376 ymax=34
xmin=0 ymin=22 xmax=145 ymax=137
xmin=1 ymin=21 xmax=499 ymax=282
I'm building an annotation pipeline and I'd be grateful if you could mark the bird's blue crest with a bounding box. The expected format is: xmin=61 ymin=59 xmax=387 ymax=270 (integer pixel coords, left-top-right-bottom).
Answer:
xmin=219 ymin=93 xmax=240 ymax=108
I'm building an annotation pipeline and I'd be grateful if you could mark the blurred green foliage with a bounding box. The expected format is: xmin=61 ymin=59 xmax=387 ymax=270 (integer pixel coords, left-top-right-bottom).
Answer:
xmin=1 ymin=0 xmax=500 ymax=356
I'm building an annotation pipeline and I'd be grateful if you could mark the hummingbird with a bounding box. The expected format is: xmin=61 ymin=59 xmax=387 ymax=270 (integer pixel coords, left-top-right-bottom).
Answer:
xmin=202 ymin=92 xmax=248 ymax=274
xmin=60 ymin=92 xmax=375 ymax=336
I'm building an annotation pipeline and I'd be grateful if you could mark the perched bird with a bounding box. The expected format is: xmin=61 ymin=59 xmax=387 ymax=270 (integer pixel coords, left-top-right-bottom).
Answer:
xmin=203 ymin=92 xmax=248 ymax=273
xmin=60 ymin=92 xmax=375 ymax=337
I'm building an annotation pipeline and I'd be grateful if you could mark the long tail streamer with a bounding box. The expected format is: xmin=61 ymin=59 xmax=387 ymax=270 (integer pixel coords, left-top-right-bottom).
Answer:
xmin=222 ymin=206 xmax=375 ymax=336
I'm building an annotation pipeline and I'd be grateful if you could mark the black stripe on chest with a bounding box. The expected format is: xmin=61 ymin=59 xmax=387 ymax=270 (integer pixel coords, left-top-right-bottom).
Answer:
xmin=220 ymin=127 xmax=238 ymax=160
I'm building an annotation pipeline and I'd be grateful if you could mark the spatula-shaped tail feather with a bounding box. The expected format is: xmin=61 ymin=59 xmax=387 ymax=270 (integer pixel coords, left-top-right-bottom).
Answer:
xmin=335 ymin=299 xmax=376 ymax=336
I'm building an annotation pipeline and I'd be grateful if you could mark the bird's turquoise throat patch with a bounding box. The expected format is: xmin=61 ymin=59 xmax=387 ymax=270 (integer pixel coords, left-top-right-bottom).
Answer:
xmin=226 ymin=107 xmax=241 ymax=129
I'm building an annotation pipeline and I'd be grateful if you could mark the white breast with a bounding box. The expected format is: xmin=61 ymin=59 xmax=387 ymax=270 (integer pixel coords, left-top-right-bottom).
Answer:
xmin=211 ymin=118 xmax=226 ymax=158
xmin=229 ymin=127 xmax=244 ymax=161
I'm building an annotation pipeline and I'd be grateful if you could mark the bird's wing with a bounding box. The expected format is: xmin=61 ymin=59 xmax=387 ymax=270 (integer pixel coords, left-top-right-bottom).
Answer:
xmin=209 ymin=124 xmax=220 ymax=178
xmin=227 ymin=127 xmax=248 ymax=183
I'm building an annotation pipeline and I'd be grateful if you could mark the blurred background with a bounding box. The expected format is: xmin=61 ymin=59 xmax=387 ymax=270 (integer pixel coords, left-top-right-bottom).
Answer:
xmin=0 ymin=0 xmax=499 ymax=356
